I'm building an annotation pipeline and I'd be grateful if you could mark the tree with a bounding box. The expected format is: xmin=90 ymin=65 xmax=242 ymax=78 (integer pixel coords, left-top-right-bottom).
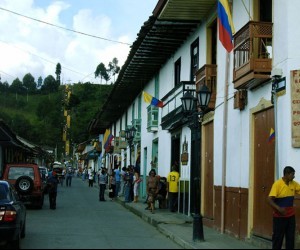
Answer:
xmin=55 ymin=63 xmax=62 ymax=85
xmin=94 ymin=62 xmax=110 ymax=84
xmin=108 ymin=57 xmax=120 ymax=83
xmin=0 ymin=81 xmax=9 ymax=92
xmin=9 ymin=78 xmax=23 ymax=94
xmin=23 ymin=73 xmax=36 ymax=94
xmin=42 ymin=75 xmax=58 ymax=93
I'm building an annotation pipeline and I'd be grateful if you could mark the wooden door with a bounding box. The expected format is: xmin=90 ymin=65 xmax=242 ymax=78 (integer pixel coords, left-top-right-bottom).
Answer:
xmin=203 ymin=121 xmax=214 ymax=219
xmin=253 ymin=108 xmax=274 ymax=239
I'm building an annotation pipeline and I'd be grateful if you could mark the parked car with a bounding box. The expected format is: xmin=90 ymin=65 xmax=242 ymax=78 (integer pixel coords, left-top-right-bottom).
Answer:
xmin=0 ymin=180 xmax=26 ymax=249
xmin=2 ymin=163 xmax=44 ymax=209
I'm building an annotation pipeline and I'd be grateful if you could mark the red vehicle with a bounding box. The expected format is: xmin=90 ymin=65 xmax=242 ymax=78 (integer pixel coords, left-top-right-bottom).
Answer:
xmin=2 ymin=163 xmax=44 ymax=209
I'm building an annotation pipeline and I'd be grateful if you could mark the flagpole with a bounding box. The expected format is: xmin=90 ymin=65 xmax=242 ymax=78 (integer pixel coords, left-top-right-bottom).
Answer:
xmin=221 ymin=51 xmax=229 ymax=234
xmin=272 ymin=84 xmax=279 ymax=179
xmin=218 ymin=0 xmax=234 ymax=234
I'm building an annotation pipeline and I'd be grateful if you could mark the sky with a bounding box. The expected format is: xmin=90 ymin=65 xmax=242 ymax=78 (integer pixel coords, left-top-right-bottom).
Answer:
xmin=0 ymin=0 xmax=158 ymax=85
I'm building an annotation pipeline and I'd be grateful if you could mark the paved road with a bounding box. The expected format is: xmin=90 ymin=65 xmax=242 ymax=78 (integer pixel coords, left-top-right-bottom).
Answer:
xmin=20 ymin=177 xmax=181 ymax=249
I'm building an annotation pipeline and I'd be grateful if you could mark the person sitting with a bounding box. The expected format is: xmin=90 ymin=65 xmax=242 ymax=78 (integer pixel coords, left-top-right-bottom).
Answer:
xmin=156 ymin=177 xmax=168 ymax=209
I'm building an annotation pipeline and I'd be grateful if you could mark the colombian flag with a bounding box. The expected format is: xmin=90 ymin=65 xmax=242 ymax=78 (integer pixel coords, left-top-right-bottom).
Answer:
xmin=217 ymin=0 xmax=235 ymax=52
xmin=143 ymin=91 xmax=164 ymax=108
xmin=268 ymin=128 xmax=275 ymax=143
xmin=103 ymin=129 xmax=114 ymax=152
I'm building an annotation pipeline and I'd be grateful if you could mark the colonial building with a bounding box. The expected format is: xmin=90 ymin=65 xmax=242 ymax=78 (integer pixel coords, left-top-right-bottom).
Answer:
xmin=88 ymin=0 xmax=300 ymax=245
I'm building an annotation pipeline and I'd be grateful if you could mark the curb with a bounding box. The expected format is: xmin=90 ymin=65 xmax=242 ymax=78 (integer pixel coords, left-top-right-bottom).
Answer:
xmin=116 ymin=198 xmax=197 ymax=249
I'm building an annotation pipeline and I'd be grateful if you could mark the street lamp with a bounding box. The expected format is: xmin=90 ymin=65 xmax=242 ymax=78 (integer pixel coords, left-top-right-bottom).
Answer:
xmin=125 ymin=126 xmax=136 ymax=166
xmin=181 ymin=84 xmax=211 ymax=242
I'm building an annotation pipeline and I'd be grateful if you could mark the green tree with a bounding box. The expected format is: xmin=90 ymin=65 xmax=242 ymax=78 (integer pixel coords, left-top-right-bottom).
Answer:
xmin=108 ymin=57 xmax=120 ymax=83
xmin=55 ymin=63 xmax=62 ymax=84
xmin=42 ymin=75 xmax=58 ymax=93
xmin=95 ymin=63 xmax=110 ymax=84
xmin=23 ymin=73 xmax=36 ymax=94
xmin=0 ymin=81 xmax=9 ymax=92
xmin=9 ymin=78 xmax=23 ymax=94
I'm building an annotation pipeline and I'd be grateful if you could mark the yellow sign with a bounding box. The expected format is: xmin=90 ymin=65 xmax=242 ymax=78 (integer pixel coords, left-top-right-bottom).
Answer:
xmin=62 ymin=130 xmax=66 ymax=142
xmin=67 ymin=115 xmax=71 ymax=128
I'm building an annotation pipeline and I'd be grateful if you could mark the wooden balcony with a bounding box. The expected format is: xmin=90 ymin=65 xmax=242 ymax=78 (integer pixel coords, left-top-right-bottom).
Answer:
xmin=195 ymin=64 xmax=217 ymax=110
xmin=113 ymin=137 xmax=127 ymax=153
xmin=233 ymin=21 xmax=273 ymax=90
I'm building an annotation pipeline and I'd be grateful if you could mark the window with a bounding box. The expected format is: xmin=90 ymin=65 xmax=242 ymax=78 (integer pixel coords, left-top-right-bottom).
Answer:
xmin=175 ymin=58 xmax=181 ymax=87
xmin=8 ymin=167 xmax=35 ymax=180
xmin=190 ymin=38 xmax=199 ymax=81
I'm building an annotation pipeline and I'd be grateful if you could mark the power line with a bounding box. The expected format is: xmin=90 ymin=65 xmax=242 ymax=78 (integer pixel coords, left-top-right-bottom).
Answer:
xmin=0 ymin=39 xmax=91 ymax=80
xmin=0 ymin=6 xmax=131 ymax=46
xmin=0 ymin=70 xmax=17 ymax=79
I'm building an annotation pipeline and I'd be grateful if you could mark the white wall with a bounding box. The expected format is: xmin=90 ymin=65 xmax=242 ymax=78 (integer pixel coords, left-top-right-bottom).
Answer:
xmin=113 ymin=0 xmax=300 ymax=192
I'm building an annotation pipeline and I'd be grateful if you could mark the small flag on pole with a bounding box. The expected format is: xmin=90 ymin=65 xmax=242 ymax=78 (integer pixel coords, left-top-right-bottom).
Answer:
xmin=217 ymin=0 xmax=235 ymax=52
xmin=143 ymin=91 xmax=164 ymax=108
xmin=268 ymin=128 xmax=275 ymax=143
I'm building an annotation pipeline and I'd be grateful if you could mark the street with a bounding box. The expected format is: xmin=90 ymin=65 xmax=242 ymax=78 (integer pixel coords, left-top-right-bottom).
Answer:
xmin=19 ymin=177 xmax=181 ymax=249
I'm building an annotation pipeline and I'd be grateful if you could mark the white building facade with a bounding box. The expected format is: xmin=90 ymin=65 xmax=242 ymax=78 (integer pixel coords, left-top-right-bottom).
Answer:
xmin=91 ymin=0 xmax=300 ymax=245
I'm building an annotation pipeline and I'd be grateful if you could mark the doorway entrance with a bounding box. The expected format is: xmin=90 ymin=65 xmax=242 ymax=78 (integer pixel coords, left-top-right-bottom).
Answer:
xmin=252 ymin=107 xmax=275 ymax=239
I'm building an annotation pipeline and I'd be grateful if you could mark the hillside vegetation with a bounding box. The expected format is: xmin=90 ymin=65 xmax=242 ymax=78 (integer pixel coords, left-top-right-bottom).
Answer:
xmin=0 ymin=83 xmax=113 ymax=156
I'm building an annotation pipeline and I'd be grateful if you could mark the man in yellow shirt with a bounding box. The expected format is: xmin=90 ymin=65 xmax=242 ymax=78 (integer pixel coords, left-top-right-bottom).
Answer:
xmin=167 ymin=164 xmax=180 ymax=213
xmin=267 ymin=166 xmax=300 ymax=249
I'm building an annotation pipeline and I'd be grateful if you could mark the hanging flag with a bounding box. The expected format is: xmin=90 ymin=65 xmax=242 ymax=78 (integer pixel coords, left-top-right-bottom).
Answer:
xmin=268 ymin=128 xmax=275 ymax=143
xmin=103 ymin=129 xmax=114 ymax=152
xmin=143 ymin=91 xmax=164 ymax=108
xmin=217 ymin=0 xmax=235 ymax=52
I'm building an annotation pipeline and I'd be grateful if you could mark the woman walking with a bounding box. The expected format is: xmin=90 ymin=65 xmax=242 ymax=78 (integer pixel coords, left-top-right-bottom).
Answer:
xmin=146 ymin=169 xmax=159 ymax=213
xmin=109 ymin=172 xmax=116 ymax=201
xmin=133 ymin=169 xmax=142 ymax=202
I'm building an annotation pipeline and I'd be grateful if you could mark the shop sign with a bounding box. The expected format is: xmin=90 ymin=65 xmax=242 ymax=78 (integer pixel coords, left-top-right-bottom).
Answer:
xmin=291 ymin=70 xmax=300 ymax=147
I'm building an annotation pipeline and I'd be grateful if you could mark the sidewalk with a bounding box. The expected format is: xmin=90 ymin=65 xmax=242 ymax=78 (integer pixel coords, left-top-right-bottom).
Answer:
xmin=114 ymin=196 xmax=270 ymax=249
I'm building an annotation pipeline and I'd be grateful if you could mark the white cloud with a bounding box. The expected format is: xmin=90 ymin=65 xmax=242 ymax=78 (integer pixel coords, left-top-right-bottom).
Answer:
xmin=0 ymin=0 xmax=157 ymax=84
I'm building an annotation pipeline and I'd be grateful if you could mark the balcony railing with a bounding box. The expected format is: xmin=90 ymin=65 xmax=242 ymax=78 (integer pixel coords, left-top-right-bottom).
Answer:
xmin=195 ymin=64 xmax=217 ymax=110
xmin=132 ymin=119 xmax=141 ymax=143
xmin=161 ymin=81 xmax=195 ymax=130
xmin=147 ymin=105 xmax=159 ymax=132
xmin=233 ymin=21 xmax=273 ymax=90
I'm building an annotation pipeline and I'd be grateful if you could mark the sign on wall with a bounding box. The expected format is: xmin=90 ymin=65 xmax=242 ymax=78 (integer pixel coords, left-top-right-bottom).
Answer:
xmin=181 ymin=137 xmax=188 ymax=165
xmin=291 ymin=70 xmax=300 ymax=147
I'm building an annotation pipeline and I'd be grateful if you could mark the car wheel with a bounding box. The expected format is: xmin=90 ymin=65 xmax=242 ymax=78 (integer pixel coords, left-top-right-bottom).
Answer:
xmin=15 ymin=176 xmax=34 ymax=194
